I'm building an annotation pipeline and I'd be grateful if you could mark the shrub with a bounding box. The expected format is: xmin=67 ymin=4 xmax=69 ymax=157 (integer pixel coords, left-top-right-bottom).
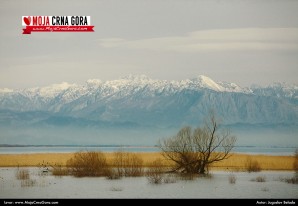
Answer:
xmin=15 ymin=168 xmax=30 ymax=180
xmin=21 ymin=179 xmax=36 ymax=187
xmin=105 ymin=169 xmax=122 ymax=180
xmin=111 ymin=151 xmax=144 ymax=177
xmin=163 ymin=174 xmax=177 ymax=184
xmin=67 ymin=151 xmax=110 ymax=177
xmin=147 ymin=172 xmax=163 ymax=184
xmin=52 ymin=164 xmax=69 ymax=176
xmin=113 ymin=150 xmax=126 ymax=177
xmin=179 ymin=173 xmax=198 ymax=181
xmin=282 ymin=149 xmax=298 ymax=184
xmin=284 ymin=176 xmax=298 ymax=184
xmin=251 ymin=176 xmax=266 ymax=182
xmin=229 ymin=174 xmax=236 ymax=184
xmin=15 ymin=168 xmax=37 ymax=187
xmin=123 ymin=153 xmax=144 ymax=177
xmin=146 ymin=158 xmax=165 ymax=184
xmin=110 ymin=187 xmax=123 ymax=191
xmin=245 ymin=158 xmax=261 ymax=172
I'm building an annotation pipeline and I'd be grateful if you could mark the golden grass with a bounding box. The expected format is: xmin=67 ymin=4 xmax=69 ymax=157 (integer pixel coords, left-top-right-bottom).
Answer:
xmin=0 ymin=153 xmax=74 ymax=167
xmin=0 ymin=153 xmax=162 ymax=167
xmin=0 ymin=152 xmax=295 ymax=171
xmin=211 ymin=153 xmax=295 ymax=171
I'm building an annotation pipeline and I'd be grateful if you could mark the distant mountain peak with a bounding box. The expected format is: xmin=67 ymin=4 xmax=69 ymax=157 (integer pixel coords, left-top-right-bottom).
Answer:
xmin=191 ymin=75 xmax=223 ymax=91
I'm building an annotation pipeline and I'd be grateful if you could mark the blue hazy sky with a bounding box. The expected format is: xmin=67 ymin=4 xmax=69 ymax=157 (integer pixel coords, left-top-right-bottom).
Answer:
xmin=0 ymin=0 xmax=298 ymax=89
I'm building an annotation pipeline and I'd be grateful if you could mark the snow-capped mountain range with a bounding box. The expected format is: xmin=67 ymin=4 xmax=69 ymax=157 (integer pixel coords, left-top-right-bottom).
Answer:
xmin=0 ymin=75 xmax=297 ymax=128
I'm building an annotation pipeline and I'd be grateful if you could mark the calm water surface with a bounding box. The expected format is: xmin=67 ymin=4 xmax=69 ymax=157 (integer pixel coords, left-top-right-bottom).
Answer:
xmin=0 ymin=145 xmax=296 ymax=156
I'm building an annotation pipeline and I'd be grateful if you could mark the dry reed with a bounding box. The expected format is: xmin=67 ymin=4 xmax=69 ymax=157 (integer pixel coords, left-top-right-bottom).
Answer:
xmin=0 ymin=152 xmax=295 ymax=171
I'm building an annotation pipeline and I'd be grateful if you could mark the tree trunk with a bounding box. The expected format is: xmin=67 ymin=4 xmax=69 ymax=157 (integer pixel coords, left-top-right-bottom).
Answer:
xmin=198 ymin=161 xmax=206 ymax=174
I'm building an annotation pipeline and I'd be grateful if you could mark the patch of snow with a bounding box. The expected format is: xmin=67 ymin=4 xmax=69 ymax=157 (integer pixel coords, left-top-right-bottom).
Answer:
xmin=218 ymin=82 xmax=252 ymax=94
xmin=0 ymin=88 xmax=13 ymax=93
xmin=191 ymin=75 xmax=224 ymax=91
xmin=0 ymin=75 xmax=296 ymax=101
xmin=0 ymin=168 xmax=296 ymax=198
xmin=86 ymin=79 xmax=102 ymax=87
xmin=22 ymin=82 xmax=76 ymax=98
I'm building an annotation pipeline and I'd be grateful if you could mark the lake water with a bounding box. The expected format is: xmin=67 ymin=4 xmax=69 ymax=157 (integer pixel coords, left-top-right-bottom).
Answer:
xmin=0 ymin=145 xmax=296 ymax=156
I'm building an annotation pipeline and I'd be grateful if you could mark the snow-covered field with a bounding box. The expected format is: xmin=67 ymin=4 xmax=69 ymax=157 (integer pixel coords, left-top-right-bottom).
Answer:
xmin=0 ymin=168 xmax=297 ymax=199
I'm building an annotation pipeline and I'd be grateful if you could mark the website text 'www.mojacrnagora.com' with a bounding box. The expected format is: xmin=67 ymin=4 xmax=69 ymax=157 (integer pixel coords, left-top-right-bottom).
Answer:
xmin=3 ymin=200 xmax=59 ymax=205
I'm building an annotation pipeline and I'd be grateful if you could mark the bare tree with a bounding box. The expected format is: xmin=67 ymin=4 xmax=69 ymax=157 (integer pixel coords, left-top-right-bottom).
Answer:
xmin=158 ymin=112 xmax=236 ymax=174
